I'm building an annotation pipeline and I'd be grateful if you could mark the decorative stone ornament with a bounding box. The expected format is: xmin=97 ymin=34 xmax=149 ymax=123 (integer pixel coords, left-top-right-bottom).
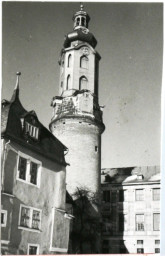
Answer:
xmin=81 ymin=46 xmax=90 ymax=55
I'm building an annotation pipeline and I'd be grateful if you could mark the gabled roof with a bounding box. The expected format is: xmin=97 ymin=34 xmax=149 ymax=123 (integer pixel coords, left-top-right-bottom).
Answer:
xmin=1 ymin=76 xmax=68 ymax=166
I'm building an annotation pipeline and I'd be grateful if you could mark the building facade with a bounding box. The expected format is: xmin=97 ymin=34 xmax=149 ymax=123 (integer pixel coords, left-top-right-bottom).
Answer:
xmin=101 ymin=166 xmax=160 ymax=254
xmin=1 ymin=74 xmax=72 ymax=254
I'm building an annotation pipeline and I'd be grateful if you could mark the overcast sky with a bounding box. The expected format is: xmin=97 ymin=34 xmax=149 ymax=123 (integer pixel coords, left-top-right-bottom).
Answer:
xmin=2 ymin=2 xmax=163 ymax=168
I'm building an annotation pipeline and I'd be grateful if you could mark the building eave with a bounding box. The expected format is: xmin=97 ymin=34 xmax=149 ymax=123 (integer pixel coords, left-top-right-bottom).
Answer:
xmin=2 ymin=133 xmax=69 ymax=167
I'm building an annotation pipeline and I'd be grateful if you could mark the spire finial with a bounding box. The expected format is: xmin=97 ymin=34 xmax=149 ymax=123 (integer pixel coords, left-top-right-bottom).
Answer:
xmin=15 ymin=71 xmax=21 ymax=90
xmin=80 ymin=3 xmax=84 ymax=11
xmin=10 ymin=71 xmax=21 ymax=102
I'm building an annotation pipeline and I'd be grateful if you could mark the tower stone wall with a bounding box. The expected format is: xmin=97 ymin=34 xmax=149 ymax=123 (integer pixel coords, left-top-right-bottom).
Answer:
xmin=50 ymin=117 xmax=102 ymax=195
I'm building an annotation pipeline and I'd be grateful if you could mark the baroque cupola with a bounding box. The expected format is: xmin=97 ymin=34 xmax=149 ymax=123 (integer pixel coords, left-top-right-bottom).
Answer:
xmin=63 ymin=4 xmax=97 ymax=49
xmin=73 ymin=4 xmax=90 ymax=30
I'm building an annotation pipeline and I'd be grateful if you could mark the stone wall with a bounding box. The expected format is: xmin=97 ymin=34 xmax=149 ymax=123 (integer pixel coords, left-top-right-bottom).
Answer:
xmin=51 ymin=118 xmax=101 ymax=196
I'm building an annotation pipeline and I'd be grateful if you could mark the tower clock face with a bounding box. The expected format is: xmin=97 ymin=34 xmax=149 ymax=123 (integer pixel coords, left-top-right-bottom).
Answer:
xmin=81 ymin=47 xmax=89 ymax=55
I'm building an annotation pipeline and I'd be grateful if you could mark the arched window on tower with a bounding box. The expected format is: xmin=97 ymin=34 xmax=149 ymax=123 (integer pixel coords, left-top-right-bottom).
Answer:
xmin=79 ymin=76 xmax=88 ymax=90
xmin=81 ymin=17 xmax=85 ymax=26
xmin=76 ymin=17 xmax=80 ymax=26
xmin=80 ymin=56 xmax=88 ymax=69
xmin=66 ymin=75 xmax=71 ymax=90
xmin=68 ymin=54 xmax=72 ymax=67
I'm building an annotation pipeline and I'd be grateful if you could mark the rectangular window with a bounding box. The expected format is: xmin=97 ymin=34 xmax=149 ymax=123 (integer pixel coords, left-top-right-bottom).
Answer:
xmin=153 ymin=188 xmax=160 ymax=201
xmin=30 ymin=162 xmax=38 ymax=185
xmin=136 ymin=214 xmax=144 ymax=231
xmin=119 ymin=190 xmax=124 ymax=202
xmin=32 ymin=210 xmax=41 ymax=230
xmin=137 ymin=248 xmax=144 ymax=253
xmin=155 ymin=248 xmax=160 ymax=253
xmin=111 ymin=191 xmax=116 ymax=202
xmin=103 ymin=191 xmax=110 ymax=202
xmin=19 ymin=205 xmax=41 ymax=231
xmin=1 ymin=210 xmax=7 ymax=227
xmin=119 ymin=213 xmax=127 ymax=231
xmin=20 ymin=207 xmax=30 ymax=227
xmin=18 ymin=157 xmax=27 ymax=180
xmin=135 ymin=189 xmax=144 ymax=201
xmin=155 ymin=240 xmax=160 ymax=244
xmin=25 ymin=122 xmax=39 ymax=140
xmin=153 ymin=213 xmax=160 ymax=231
xmin=137 ymin=240 xmax=143 ymax=244
xmin=17 ymin=154 xmax=41 ymax=187
xmin=28 ymin=244 xmax=39 ymax=255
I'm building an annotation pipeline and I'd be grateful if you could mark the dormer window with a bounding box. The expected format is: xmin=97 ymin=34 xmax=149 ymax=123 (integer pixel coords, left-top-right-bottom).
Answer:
xmin=25 ymin=122 xmax=39 ymax=140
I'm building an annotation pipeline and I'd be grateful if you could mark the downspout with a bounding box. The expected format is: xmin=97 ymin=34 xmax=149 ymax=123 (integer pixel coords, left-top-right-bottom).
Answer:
xmin=1 ymin=139 xmax=10 ymax=191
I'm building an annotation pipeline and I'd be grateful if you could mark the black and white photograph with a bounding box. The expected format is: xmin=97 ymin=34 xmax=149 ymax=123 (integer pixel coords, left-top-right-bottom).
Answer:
xmin=1 ymin=1 xmax=163 ymax=255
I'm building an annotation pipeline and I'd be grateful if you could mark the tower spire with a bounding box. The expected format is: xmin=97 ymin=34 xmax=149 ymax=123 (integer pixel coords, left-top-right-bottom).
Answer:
xmin=10 ymin=71 xmax=21 ymax=102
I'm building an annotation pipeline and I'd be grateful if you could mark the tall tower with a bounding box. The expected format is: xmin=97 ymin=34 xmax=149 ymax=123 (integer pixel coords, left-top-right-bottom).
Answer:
xmin=49 ymin=4 xmax=105 ymax=197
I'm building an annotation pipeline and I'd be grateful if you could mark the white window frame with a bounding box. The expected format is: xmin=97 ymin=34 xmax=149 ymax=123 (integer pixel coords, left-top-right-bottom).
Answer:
xmin=137 ymin=240 xmax=143 ymax=245
xmin=135 ymin=189 xmax=144 ymax=201
xmin=135 ymin=214 xmax=145 ymax=231
xmin=153 ymin=212 xmax=160 ymax=231
xmin=18 ymin=204 xmax=42 ymax=232
xmin=1 ymin=210 xmax=7 ymax=227
xmin=16 ymin=151 xmax=41 ymax=188
xmin=153 ymin=188 xmax=160 ymax=201
xmin=27 ymin=244 xmax=39 ymax=255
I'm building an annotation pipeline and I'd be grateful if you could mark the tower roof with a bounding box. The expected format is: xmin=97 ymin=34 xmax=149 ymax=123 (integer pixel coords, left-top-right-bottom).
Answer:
xmin=63 ymin=4 xmax=97 ymax=49
xmin=72 ymin=3 xmax=90 ymax=30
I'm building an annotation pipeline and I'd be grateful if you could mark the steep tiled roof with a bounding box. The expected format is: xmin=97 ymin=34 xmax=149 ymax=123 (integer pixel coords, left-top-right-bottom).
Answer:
xmin=101 ymin=166 xmax=160 ymax=184
xmin=1 ymin=84 xmax=68 ymax=166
